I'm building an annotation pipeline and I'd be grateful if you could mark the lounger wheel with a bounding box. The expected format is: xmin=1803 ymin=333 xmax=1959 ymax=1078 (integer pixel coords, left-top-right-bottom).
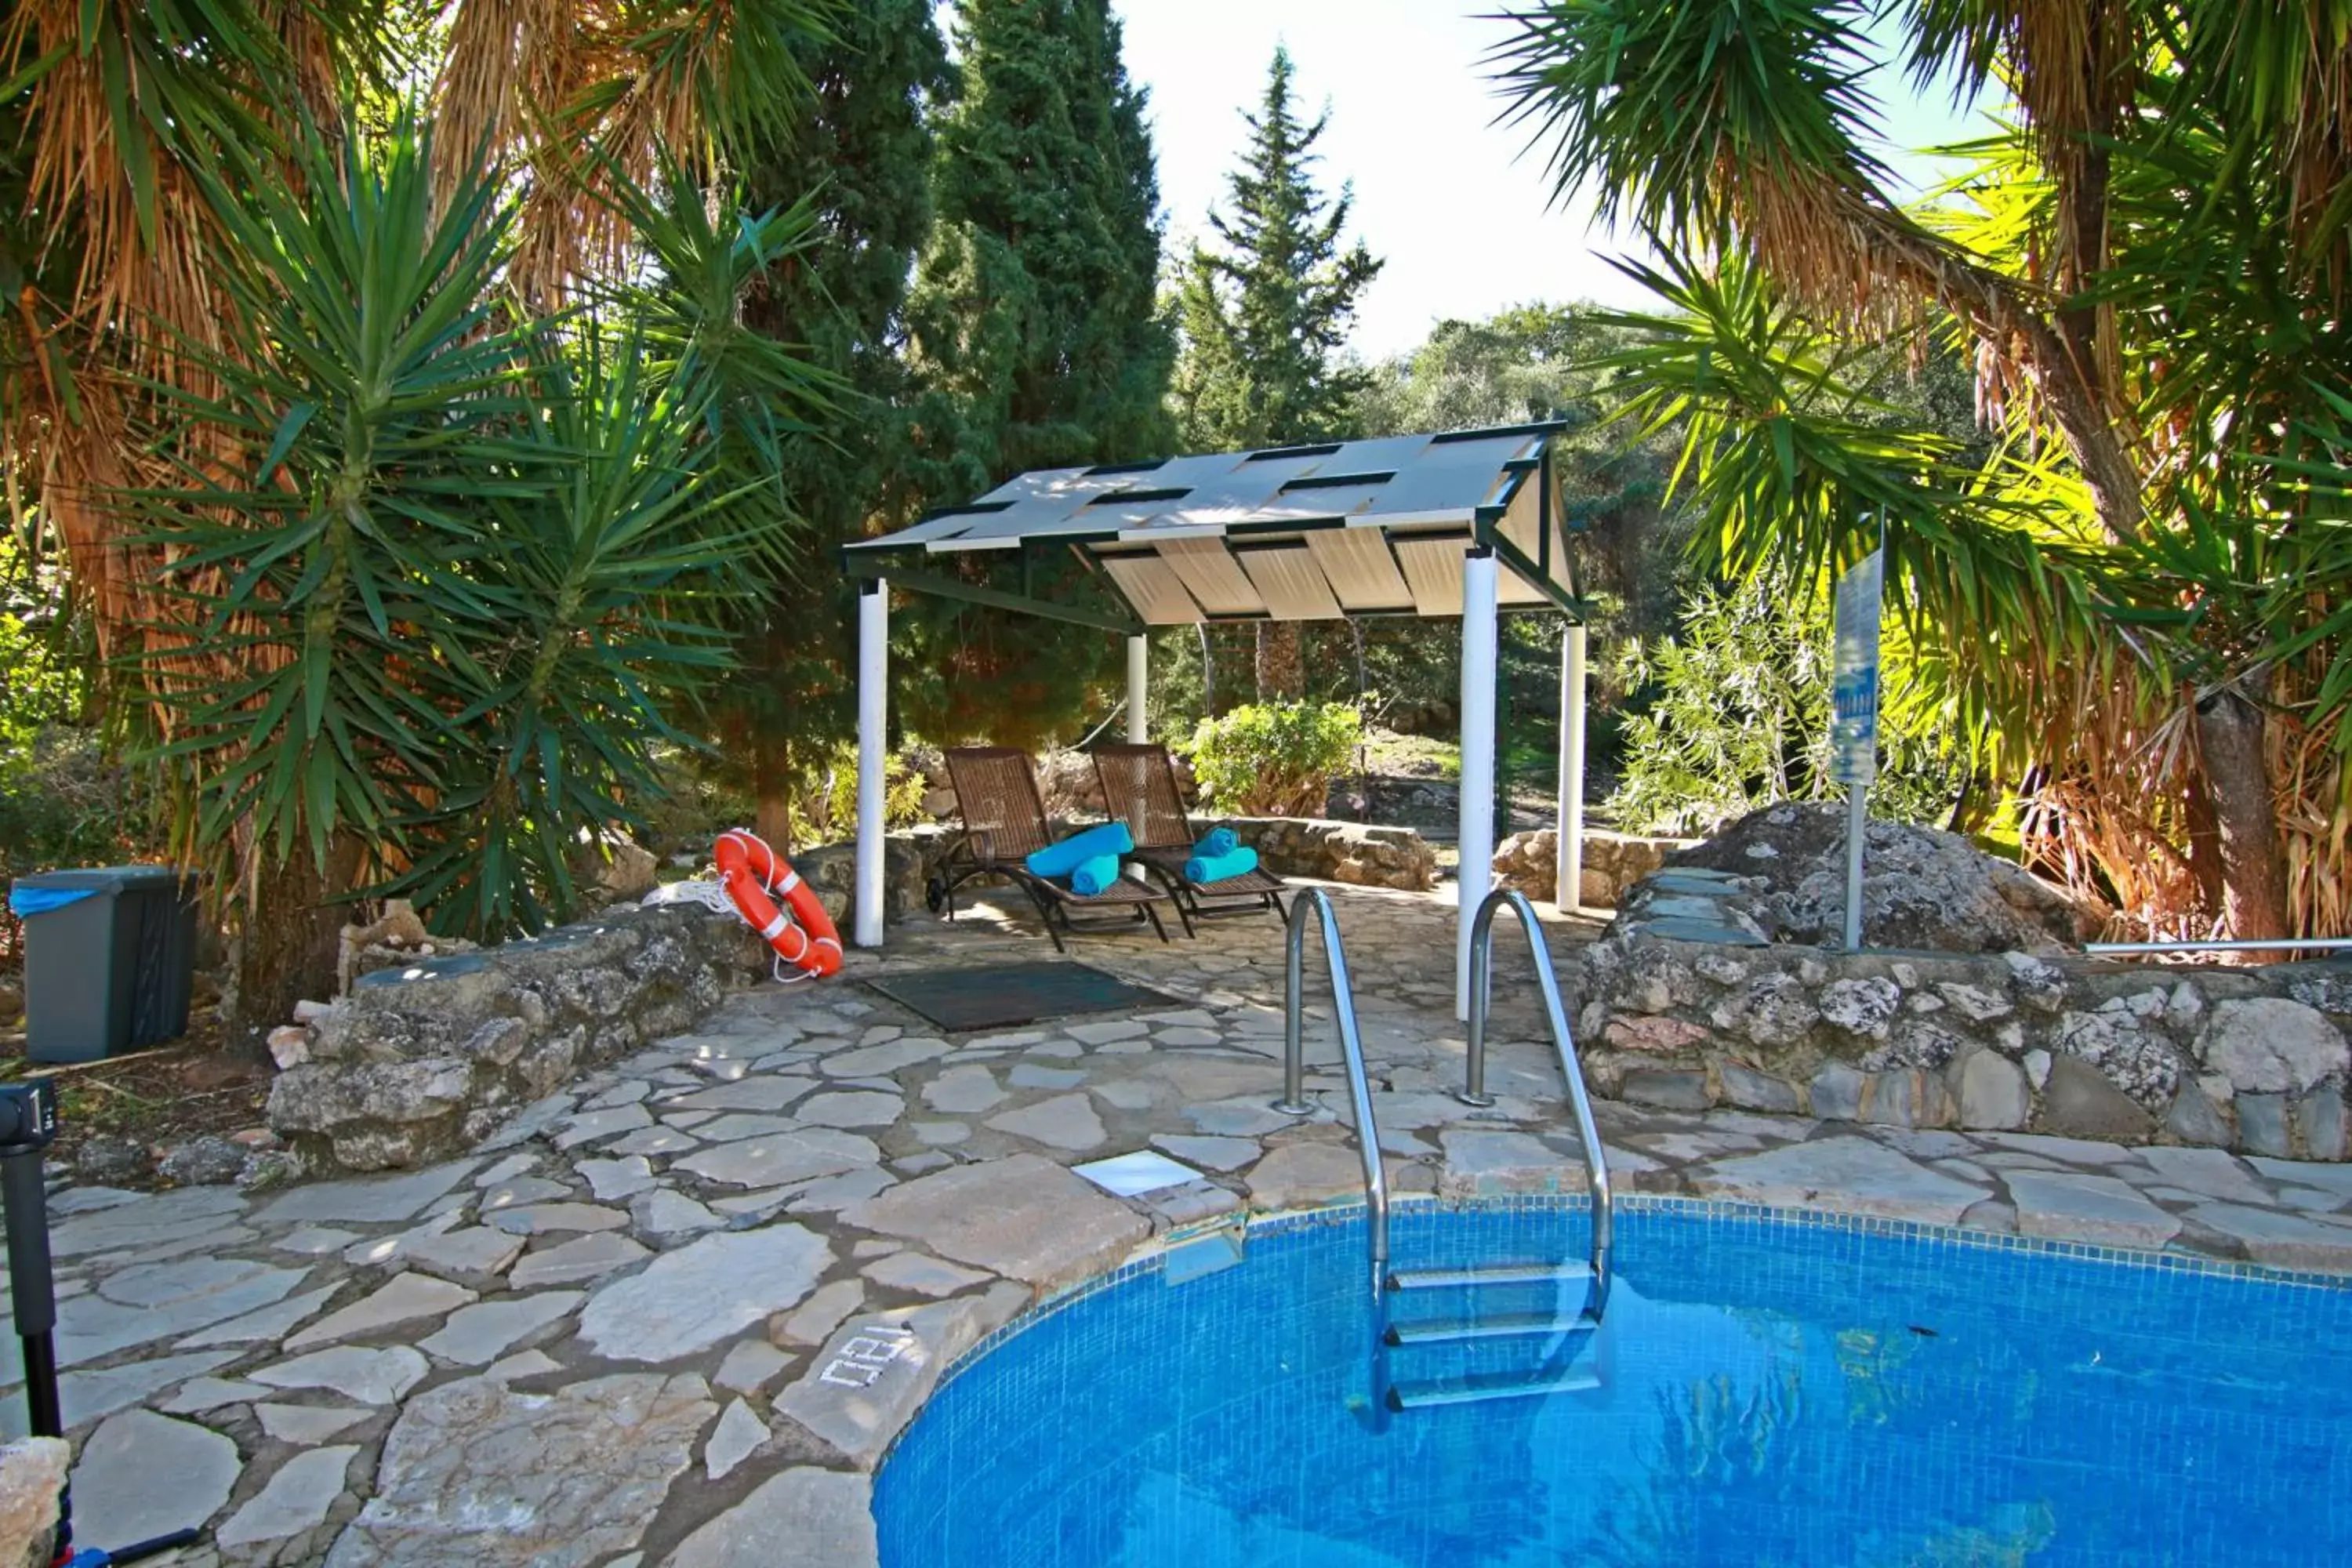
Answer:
xmin=924 ymin=876 xmax=946 ymax=914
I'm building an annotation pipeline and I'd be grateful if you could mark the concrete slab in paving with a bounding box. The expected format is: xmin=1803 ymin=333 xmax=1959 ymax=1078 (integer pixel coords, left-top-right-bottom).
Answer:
xmin=772 ymin=1293 xmax=1017 ymax=1471
xmin=253 ymin=1160 xmax=478 ymax=1226
xmin=1246 ymin=1142 xmax=1370 ymax=1210
xmin=578 ymin=1226 xmax=832 ymax=1363
xmin=419 ymin=1291 xmax=585 ymax=1367
xmin=820 ymin=1038 xmax=953 ymax=1077
xmin=861 ymin=1251 xmax=993 ymax=1298
xmin=252 ymin=1345 xmax=429 ymax=1406
xmin=215 ymin=1443 xmax=354 ymax=1548
xmin=703 ymin=1398 xmax=769 ymax=1481
xmin=71 ymin=1410 xmax=241 ymax=1545
xmin=2133 ymin=1145 xmax=2272 ymax=1206
xmin=50 ymin=1187 xmax=247 ymax=1258
xmin=256 ymin=1403 xmax=370 ymax=1444
xmin=2006 ymin=1171 xmax=2183 ymax=1249
xmin=844 ymin=1153 xmax=1149 ymax=1290
xmin=1692 ymin=1135 xmax=1988 ymax=1225
xmin=578 ymin=1156 xmax=658 ymax=1202
xmin=285 ymin=1273 xmax=476 ymax=1351
xmin=793 ymin=1091 xmax=906 ymax=1130
xmin=2248 ymin=1156 xmax=2352 ymax=1199
xmin=2187 ymin=1203 xmax=2352 ymax=1271
xmin=508 ymin=1232 xmax=651 ymax=1289
xmin=177 ymin=1282 xmax=344 ymax=1349
xmin=1436 ymin=1130 xmax=1588 ymax=1199
xmin=982 ymin=1093 xmax=1107 ymax=1152
xmin=1149 ymin=1134 xmax=1263 ymax=1172
xmin=13 ymin=1351 xmax=237 ymax=1436
xmin=1980 ymin=1132 xmax=2138 ymax=1167
xmin=59 ymin=1257 xmax=311 ymax=1366
xmin=673 ymin=1128 xmax=881 ymax=1189
xmin=667 ymin=1077 xmax=815 ymax=1112
xmin=664 ymin=1468 xmax=877 ymax=1568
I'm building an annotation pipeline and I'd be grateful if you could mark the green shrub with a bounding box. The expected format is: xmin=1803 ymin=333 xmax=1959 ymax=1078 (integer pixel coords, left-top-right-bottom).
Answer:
xmin=801 ymin=746 xmax=930 ymax=846
xmin=1606 ymin=577 xmax=1968 ymax=836
xmin=1182 ymin=701 xmax=1363 ymax=817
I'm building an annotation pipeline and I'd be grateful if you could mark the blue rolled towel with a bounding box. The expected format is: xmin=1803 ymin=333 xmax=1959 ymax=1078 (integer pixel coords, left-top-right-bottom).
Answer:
xmin=1184 ymin=845 xmax=1258 ymax=884
xmin=1192 ymin=826 xmax=1239 ymax=858
xmin=1068 ymin=855 xmax=1122 ymax=896
xmin=1025 ymin=822 xmax=1134 ymax=880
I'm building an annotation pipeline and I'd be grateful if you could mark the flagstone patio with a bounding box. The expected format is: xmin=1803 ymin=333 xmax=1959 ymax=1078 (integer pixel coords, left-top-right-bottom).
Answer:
xmin=12 ymin=880 xmax=2352 ymax=1566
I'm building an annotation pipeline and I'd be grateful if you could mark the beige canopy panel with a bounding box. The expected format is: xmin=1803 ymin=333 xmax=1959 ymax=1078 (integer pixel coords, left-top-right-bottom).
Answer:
xmin=842 ymin=421 xmax=1584 ymax=628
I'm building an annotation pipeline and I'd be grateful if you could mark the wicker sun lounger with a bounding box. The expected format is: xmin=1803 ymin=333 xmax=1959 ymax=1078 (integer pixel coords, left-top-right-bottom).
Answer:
xmin=931 ymin=747 xmax=1173 ymax=953
xmin=1092 ymin=743 xmax=1290 ymax=935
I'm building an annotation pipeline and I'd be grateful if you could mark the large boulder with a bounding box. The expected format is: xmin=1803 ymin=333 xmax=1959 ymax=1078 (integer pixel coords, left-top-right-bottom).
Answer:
xmin=1667 ymin=803 xmax=2098 ymax=953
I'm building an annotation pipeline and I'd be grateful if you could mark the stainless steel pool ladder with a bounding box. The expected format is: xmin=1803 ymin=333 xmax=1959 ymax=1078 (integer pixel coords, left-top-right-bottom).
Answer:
xmin=1272 ymin=887 xmax=1613 ymax=1415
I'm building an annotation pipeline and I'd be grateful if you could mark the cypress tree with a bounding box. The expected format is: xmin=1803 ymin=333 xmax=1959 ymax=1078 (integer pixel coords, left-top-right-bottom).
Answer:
xmin=702 ymin=0 xmax=952 ymax=846
xmin=1173 ymin=46 xmax=1381 ymax=699
xmin=897 ymin=0 xmax=1175 ymax=746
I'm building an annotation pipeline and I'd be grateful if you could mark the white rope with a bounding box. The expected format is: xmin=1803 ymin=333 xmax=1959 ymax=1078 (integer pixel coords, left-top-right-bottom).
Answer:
xmin=639 ymin=879 xmax=735 ymax=915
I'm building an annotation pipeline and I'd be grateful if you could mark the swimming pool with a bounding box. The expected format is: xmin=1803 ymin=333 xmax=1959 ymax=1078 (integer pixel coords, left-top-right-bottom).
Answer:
xmin=875 ymin=1199 xmax=2352 ymax=1566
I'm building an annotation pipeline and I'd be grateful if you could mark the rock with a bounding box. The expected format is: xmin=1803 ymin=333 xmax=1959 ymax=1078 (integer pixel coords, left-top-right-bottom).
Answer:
xmin=1719 ymin=1065 xmax=1801 ymax=1114
xmin=2035 ymin=1056 xmax=2155 ymax=1141
xmin=154 ymin=1135 xmax=249 ymax=1187
xmin=1602 ymin=1015 xmax=1711 ymax=1053
xmin=69 ymin=1411 xmax=242 ymax=1547
xmin=0 ymin=1438 xmax=66 ymax=1568
xmin=74 ymin=1136 xmax=150 ymax=1186
xmin=269 ymin=1025 xmax=314 ymax=1069
xmin=843 ymin=1152 xmax=1149 ymax=1290
xmin=2050 ymin=1011 xmax=2181 ymax=1108
xmin=2297 ymin=1087 xmax=2347 ymax=1161
xmin=1818 ymin=978 xmax=1900 ymax=1041
xmin=216 ymin=1443 xmax=357 ymax=1548
xmin=1712 ymin=974 xmax=1820 ymax=1049
xmin=1954 ymin=1051 xmax=2029 ymax=1131
xmin=2196 ymin=999 xmax=2348 ymax=1095
xmin=1809 ymin=1062 xmax=1865 ymax=1120
xmin=578 ymin=1227 xmax=832 ymax=1363
xmin=663 ymin=1468 xmax=876 ymax=1568
xmin=328 ymin=1374 xmax=713 ymax=1567
xmin=1621 ymin=1069 xmax=1712 ymax=1111
xmin=1666 ymin=804 xmax=2096 ymax=951
xmin=2165 ymin=1079 xmax=2234 ymax=1147
xmin=2236 ymin=1093 xmax=2292 ymax=1158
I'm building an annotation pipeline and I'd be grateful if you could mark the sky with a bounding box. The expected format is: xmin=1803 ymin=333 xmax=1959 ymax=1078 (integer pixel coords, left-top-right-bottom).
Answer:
xmin=1109 ymin=1 xmax=1994 ymax=362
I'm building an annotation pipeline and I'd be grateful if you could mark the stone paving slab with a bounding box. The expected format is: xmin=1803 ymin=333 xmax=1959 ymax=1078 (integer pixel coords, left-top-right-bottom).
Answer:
xmin=24 ymin=881 xmax=2352 ymax=1568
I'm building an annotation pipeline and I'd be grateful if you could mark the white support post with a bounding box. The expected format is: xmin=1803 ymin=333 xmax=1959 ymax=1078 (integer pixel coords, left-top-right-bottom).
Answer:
xmin=854 ymin=581 xmax=889 ymax=949
xmin=1555 ymin=622 xmax=1588 ymax=912
xmin=1457 ymin=550 xmax=1500 ymax=1021
xmin=1125 ymin=635 xmax=1149 ymax=744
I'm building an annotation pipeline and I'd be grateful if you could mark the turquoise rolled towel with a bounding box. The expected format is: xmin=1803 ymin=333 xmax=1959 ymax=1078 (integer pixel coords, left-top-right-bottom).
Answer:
xmin=1193 ymin=826 xmax=1239 ymax=858
xmin=1025 ymin=822 xmax=1134 ymax=880
xmin=1184 ymin=844 xmax=1258 ymax=884
xmin=1068 ymin=855 xmax=1122 ymax=896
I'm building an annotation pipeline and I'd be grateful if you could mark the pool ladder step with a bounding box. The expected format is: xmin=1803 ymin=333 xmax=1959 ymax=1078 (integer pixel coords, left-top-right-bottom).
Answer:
xmin=1384 ymin=1306 xmax=1601 ymax=1346
xmin=1387 ymin=1261 xmax=1594 ymax=1293
xmin=1387 ymin=1364 xmax=1605 ymax=1411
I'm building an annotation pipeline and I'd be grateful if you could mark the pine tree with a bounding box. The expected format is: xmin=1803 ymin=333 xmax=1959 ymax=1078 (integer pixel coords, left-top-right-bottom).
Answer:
xmin=703 ymin=0 xmax=951 ymax=847
xmin=894 ymin=0 xmax=1174 ymax=748
xmin=1173 ymin=46 xmax=1381 ymax=700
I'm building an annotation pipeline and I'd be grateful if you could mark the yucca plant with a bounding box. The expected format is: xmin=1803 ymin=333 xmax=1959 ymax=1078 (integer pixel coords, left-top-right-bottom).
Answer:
xmin=125 ymin=113 xmax=824 ymax=1019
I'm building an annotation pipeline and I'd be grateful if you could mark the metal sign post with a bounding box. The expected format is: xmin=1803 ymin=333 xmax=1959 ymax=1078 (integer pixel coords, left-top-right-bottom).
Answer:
xmin=1830 ymin=543 xmax=1885 ymax=951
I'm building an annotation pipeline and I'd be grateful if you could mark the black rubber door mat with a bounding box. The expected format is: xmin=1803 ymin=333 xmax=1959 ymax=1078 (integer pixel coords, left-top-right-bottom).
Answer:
xmin=862 ymin=962 xmax=1177 ymax=1033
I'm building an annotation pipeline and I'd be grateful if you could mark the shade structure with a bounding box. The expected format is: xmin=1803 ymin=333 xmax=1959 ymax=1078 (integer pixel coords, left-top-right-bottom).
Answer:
xmin=845 ymin=421 xmax=1593 ymax=1021
xmin=843 ymin=422 xmax=1582 ymax=626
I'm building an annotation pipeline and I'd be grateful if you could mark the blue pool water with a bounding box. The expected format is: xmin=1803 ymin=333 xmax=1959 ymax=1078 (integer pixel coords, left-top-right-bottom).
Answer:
xmin=874 ymin=1201 xmax=2352 ymax=1566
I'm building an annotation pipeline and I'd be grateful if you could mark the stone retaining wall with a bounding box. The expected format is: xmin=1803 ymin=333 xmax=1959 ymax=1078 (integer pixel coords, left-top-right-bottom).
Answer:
xmin=1210 ymin=815 xmax=1436 ymax=891
xmin=1494 ymin=826 xmax=1699 ymax=908
xmin=1577 ymin=866 xmax=2352 ymax=1160
xmin=268 ymin=904 xmax=771 ymax=1175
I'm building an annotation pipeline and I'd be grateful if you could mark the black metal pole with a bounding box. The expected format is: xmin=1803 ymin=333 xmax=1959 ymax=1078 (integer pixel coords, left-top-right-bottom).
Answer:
xmin=2 ymin=1146 xmax=61 ymax=1440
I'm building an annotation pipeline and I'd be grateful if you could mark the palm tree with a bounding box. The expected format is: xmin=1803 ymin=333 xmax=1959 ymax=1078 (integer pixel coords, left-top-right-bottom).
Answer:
xmin=1 ymin=0 xmax=840 ymax=1032
xmin=1495 ymin=0 xmax=2352 ymax=943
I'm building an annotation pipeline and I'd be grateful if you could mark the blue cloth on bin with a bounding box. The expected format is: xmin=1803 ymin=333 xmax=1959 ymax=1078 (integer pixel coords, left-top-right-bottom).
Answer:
xmin=1067 ymin=855 xmax=1122 ymax=897
xmin=1183 ymin=845 xmax=1259 ymax=884
xmin=7 ymin=885 xmax=96 ymax=918
xmin=1025 ymin=822 xmax=1134 ymax=880
xmin=1192 ymin=826 xmax=1239 ymax=858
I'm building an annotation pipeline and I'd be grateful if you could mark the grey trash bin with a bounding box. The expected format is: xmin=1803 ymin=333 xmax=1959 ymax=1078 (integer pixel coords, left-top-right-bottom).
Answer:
xmin=11 ymin=866 xmax=198 ymax=1064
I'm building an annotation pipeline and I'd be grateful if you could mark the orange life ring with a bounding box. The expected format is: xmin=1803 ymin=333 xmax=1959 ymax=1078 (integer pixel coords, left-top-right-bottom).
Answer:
xmin=714 ymin=829 xmax=843 ymax=978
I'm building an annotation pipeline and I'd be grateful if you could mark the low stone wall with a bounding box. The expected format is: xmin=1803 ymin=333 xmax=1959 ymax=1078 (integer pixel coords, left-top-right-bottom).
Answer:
xmin=268 ymin=904 xmax=770 ymax=1175
xmin=1494 ymin=827 xmax=1698 ymax=908
xmin=1577 ymin=866 xmax=2352 ymax=1160
xmin=1210 ymin=815 xmax=1437 ymax=891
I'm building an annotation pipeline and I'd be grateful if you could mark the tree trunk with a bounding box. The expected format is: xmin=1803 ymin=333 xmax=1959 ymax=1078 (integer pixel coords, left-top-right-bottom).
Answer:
xmin=755 ymin=792 xmax=793 ymax=855
xmin=2193 ymin=679 xmax=2292 ymax=954
xmin=1254 ymin=622 xmax=1304 ymax=702
xmin=228 ymin=833 xmax=363 ymax=1053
